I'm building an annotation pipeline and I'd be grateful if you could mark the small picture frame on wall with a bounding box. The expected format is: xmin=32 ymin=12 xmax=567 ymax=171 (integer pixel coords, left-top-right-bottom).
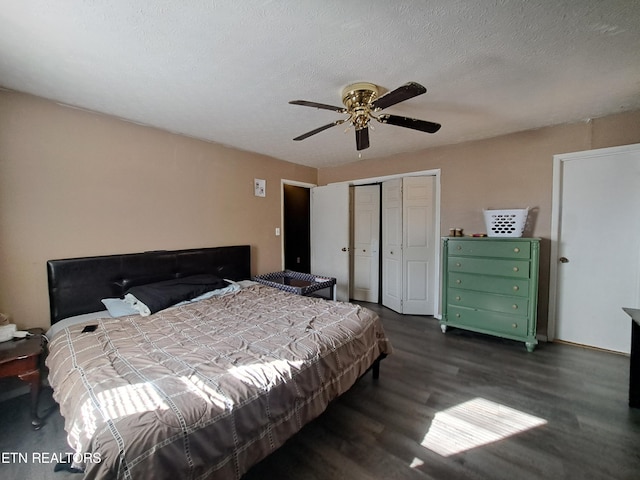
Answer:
xmin=254 ymin=178 xmax=266 ymax=197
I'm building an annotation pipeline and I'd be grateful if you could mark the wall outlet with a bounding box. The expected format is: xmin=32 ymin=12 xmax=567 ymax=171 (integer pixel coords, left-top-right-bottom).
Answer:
xmin=275 ymin=227 xmax=280 ymax=236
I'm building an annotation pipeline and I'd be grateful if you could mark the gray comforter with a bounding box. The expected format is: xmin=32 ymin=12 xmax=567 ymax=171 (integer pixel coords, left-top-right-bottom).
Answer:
xmin=46 ymin=284 xmax=391 ymax=479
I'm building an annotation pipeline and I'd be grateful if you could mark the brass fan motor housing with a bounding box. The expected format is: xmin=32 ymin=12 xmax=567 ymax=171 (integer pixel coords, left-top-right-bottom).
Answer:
xmin=341 ymin=82 xmax=379 ymax=109
xmin=341 ymin=82 xmax=379 ymax=130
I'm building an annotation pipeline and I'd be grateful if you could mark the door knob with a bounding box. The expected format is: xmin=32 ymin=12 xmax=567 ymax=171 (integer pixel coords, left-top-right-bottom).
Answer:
xmin=559 ymin=257 xmax=569 ymax=263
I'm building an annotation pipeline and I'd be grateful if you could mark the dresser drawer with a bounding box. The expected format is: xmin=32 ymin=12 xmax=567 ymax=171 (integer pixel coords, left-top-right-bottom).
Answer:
xmin=448 ymin=288 xmax=529 ymax=316
xmin=448 ymin=272 xmax=529 ymax=297
xmin=448 ymin=240 xmax=531 ymax=259
xmin=448 ymin=256 xmax=530 ymax=278
xmin=447 ymin=305 xmax=528 ymax=337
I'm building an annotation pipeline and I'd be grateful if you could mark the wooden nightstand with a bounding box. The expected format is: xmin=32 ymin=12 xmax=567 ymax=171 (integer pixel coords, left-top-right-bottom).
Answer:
xmin=0 ymin=328 xmax=44 ymax=429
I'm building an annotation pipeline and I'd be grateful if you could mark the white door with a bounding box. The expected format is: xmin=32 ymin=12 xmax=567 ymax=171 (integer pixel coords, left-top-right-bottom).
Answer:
xmin=352 ymin=185 xmax=380 ymax=302
xmin=553 ymin=144 xmax=640 ymax=353
xmin=382 ymin=179 xmax=403 ymax=312
xmin=311 ymin=183 xmax=350 ymax=301
xmin=402 ymin=176 xmax=437 ymax=315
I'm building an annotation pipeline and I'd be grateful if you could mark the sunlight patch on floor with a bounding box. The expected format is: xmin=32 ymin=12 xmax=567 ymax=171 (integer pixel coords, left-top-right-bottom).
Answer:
xmin=418 ymin=397 xmax=547 ymax=457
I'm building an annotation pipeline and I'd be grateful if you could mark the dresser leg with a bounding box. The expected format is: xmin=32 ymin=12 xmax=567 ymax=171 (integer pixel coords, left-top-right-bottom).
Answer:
xmin=18 ymin=369 xmax=42 ymax=430
xmin=525 ymin=342 xmax=536 ymax=353
xmin=440 ymin=324 xmax=447 ymax=333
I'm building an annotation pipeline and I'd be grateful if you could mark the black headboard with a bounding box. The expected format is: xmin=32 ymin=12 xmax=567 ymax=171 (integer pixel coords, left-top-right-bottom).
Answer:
xmin=47 ymin=245 xmax=251 ymax=324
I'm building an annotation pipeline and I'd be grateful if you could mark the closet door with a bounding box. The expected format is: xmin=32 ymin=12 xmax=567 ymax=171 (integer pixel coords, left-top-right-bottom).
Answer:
xmin=382 ymin=179 xmax=403 ymax=312
xmin=402 ymin=176 xmax=436 ymax=315
xmin=382 ymin=176 xmax=437 ymax=314
xmin=352 ymin=185 xmax=380 ymax=302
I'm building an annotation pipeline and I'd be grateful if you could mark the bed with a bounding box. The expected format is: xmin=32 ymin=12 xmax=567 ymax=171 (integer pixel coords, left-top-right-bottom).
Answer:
xmin=45 ymin=245 xmax=391 ymax=479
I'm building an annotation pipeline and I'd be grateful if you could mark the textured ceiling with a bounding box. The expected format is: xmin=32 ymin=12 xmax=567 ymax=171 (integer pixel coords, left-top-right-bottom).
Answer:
xmin=1 ymin=1 xmax=639 ymax=168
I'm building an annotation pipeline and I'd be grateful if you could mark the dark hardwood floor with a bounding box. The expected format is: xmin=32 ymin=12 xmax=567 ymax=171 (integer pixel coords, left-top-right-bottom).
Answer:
xmin=1 ymin=303 xmax=639 ymax=479
xmin=245 ymin=303 xmax=640 ymax=480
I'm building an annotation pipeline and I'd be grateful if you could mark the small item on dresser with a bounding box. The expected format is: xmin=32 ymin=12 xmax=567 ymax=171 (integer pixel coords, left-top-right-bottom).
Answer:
xmin=483 ymin=208 xmax=529 ymax=237
xmin=455 ymin=228 xmax=464 ymax=237
xmin=449 ymin=228 xmax=456 ymax=236
xmin=0 ymin=324 xmax=17 ymax=342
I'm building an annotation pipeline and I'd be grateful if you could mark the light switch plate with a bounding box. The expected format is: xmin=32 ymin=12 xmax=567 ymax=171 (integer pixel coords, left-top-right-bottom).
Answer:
xmin=254 ymin=178 xmax=266 ymax=197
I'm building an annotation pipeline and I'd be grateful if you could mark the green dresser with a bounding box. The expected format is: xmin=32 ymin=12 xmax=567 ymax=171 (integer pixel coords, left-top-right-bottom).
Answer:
xmin=440 ymin=237 xmax=540 ymax=352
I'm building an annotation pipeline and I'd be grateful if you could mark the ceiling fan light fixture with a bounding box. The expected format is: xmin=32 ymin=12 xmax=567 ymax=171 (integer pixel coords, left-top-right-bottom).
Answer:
xmin=341 ymin=83 xmax=380 ymax=133
xmin=290 ymin=81 xmax=440 ymax=151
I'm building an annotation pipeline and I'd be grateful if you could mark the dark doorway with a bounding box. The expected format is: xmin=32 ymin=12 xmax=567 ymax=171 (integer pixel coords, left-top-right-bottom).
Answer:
xmin=283 ymin=184 xmax=311 ymax=273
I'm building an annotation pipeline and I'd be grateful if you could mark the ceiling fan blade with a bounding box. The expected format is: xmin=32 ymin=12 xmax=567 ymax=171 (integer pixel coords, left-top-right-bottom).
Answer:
xmin=289 ymin=100 xmax=346 ymax=113
xmin=378 ymin=114 xmax=441 ymax=133
xmin=370 ymin=82 xmax=427 ymax=111
xmin=293 ymin=120 xmax=344 ymax=141
xmin=355 ymin=127 xmax=370 ymax=151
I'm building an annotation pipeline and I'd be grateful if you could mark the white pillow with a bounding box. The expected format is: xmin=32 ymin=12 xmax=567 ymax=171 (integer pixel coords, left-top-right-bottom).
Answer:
xmin=101 ymin=298 xmax=140 ymax=317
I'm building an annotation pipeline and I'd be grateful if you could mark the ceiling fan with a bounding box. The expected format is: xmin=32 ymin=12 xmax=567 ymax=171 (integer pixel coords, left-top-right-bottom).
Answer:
xmin=289 ymin=81 xmax=441 ymax=151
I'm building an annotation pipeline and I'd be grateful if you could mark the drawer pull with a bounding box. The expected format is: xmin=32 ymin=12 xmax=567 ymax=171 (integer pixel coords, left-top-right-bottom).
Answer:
xmin=513 ymin=266 xmax=519 ymax=272
xmin=455 ymin=262 xmax=462 ymax=267
xmin=456 ymin=245 xmax=462 ymax=250
xmin=513 ymin=247 xmax=520 ymax=253
xmin=455 ymin=296 xmax=461 ymax=301
xmin=456 ymin=313 xmax=461 ymax=318
xmin=512 ymin=323 xmax=518 ymax=328
xmin=512 ymin=304 xmax=518 ymax=310
xmin=513 ymin=285 xmax=519 ymax=291
xmin=455 ymin=279 xmax=462 ymax=284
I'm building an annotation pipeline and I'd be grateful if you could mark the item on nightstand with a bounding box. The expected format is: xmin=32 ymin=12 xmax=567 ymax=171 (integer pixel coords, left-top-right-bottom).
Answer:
xmin=0 ymin=323 xmax=17 ymax=342
xmin=0 ymin=312 xmax=9 ymax=326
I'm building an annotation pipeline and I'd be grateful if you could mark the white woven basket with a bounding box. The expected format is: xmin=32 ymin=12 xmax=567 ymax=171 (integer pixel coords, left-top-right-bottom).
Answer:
xmin=483 ymin=208 xmax=529 ymax=237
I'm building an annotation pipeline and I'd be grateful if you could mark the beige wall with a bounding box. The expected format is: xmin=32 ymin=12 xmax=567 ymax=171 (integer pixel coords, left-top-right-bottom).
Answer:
xmin=0 ymin=91 xmax=316 ymax=329
xmin=318 ymin=110 xmax=640 ymax=336
xmin=2 ymin=88 xmax=639 ymax=336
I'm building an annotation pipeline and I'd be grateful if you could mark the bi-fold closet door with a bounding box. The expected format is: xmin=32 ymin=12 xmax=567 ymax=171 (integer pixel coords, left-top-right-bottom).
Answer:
xmin=351 ymin=185 xmax=381 ymax=303
xmin=381 ymin=176 xmax=436 ymax=315
xmin=311 ymin=177 xmax=436 ymax=313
